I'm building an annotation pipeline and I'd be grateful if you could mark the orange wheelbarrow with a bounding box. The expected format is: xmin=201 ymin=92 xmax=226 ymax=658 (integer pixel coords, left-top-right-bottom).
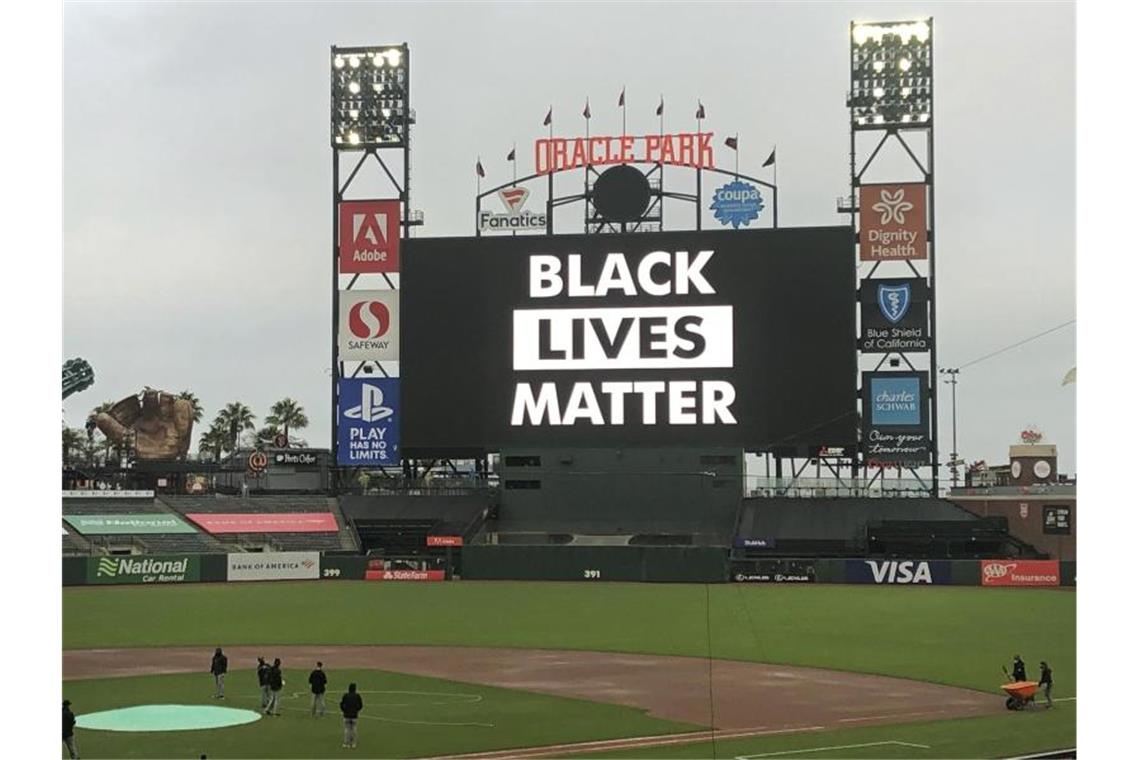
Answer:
xmin=1001 ymin=681 xmax=1039 ymax=710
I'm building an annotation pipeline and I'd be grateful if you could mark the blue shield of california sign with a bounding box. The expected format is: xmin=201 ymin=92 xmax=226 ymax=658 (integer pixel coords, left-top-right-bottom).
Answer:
xmin=337 ymin=377 xmax=400 ymax=466
xmin=710 ymin=179 xmax=764 ymax=228
xmin=877 ymin=283 xmax=911 ymax=324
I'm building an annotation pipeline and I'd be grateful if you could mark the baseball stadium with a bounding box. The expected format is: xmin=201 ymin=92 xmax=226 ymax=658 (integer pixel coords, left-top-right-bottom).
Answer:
xmin=58 ymin=4 xmax=1079 ymax=760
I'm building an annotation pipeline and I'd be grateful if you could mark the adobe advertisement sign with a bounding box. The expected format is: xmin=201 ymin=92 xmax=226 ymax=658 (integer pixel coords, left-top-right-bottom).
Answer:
xmin=227 ymin=552 xmax=320 ymax=582
xmin=339 ymin=200 xmax=400 ymax=273
xmin=401 ymin=228 xmax=856 ymax=453
xmin=859 ymin=183 xmax=927 ymax=261
xmin=861 ymin=371 xmax=931 ymax=466
xmin=981 ymin=559 xmax=1060 ymax=587
xmin=846 ymin=559 xmax=950 ymax=585
xmin=859 ymin=278 xmax=930 ymax=352
xmin=339 ymin=290 xmax=400 ymax=361
xmin=337 ymin=377 xmax=400 ymax=466
xmin=186 ymin=513 xmax=340 ymax=534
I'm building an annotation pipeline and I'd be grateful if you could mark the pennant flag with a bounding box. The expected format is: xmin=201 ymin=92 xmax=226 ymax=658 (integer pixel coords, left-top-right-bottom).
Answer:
xmin=507 ymin=147 xmax=516 ymax=162
xmin=542 ymin=107 xmax=552 ymax=126
xmin=655 ymin=96 xmax=663 ymax=116
xmin=695 ymin=101 xmax=705 ymax=119
xmin=583 ymin=99 xmax=591 ymax=119
xmin=618 ymin=87 xmax=625 ymax=107
xmin=725 ymin=136 xmax=738 ymax=150
xmin=476 ymin=159 xmax=485 ymax=178
xmin=762 ymin=147 xmax=776 ymax=167
xmin=1061 ymin=367 xmax=1076 ymax=386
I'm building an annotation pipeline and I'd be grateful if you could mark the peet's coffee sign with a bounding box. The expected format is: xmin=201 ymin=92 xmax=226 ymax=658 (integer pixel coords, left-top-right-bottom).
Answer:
xmin=859 ymin=278 xmax=930 ymax=352
xmin=274 ymin=451 xmax=319 ymax=466
xmin=535 ymin=133 xmax=715 ymax=174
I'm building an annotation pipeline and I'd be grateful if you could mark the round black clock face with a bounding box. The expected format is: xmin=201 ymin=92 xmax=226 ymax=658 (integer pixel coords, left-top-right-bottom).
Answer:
xmin=591 ymin=164 xmax=651 ymax=223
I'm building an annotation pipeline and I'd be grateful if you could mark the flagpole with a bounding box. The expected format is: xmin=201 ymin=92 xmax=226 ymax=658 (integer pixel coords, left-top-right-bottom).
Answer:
xmin=547 ymin=106 xmax=554 ymax=235
xmin=735 ymin=133 xmax=739 ymax=178
xmin=513 ymin=142 xmax=517 ymax=185
xmin=622 ymin=87 xmax=626 ymax=138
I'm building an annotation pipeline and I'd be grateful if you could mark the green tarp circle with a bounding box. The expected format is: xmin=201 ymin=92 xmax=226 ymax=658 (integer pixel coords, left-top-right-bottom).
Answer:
xmin=76 ymin=704 xmax=262 ymax=732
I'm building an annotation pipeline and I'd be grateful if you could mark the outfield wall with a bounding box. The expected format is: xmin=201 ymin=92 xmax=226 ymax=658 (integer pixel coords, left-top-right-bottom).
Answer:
xmin=62 ymin=551 xmax=1076 ymax=588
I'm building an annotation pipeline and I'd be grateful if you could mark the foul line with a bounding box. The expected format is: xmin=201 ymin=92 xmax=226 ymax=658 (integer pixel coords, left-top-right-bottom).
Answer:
xmin=736 ymin=740 xmax=932 ymax=759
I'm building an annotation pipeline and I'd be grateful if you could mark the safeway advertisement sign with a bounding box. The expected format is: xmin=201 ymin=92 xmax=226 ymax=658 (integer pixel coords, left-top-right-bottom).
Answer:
xmin=339 ymin=200 xmax=400 ymax=273
xmin=227 ymin=551 xmax=320 ymax=582
xmin=981 ymin=559 xmax=1060 ymax=587
xmin=859 ymin=183 xmax=927 ymax=261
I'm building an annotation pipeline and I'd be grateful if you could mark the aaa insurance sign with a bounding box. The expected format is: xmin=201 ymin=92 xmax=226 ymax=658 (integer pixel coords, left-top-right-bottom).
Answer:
xmin=339 ymin=200 xmax=400 ymax=273
xmin=337 ymin=377 xmax=400 ymax=466
xmin=339 ymin=290 xmax=400 ymax=361
xmin=859 ymin=183 xmax=927 ymax=261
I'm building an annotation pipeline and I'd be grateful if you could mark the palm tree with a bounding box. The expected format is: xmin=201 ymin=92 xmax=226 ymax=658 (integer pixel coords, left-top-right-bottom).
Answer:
xmin=217 ymin=402 xmax=256 ymax=452
xmin=62 ymin=426 xmax=85 ymax=467
xmin=265 ymin=398 xmax=309 ymax=444
xmin=177 ymin=391 xmax=204 ymax=424
xmin=198 ymin=422 xmax=229 ymax=462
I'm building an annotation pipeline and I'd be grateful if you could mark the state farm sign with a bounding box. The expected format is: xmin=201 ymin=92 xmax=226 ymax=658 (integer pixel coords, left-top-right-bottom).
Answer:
xmin=859 ymin=183 xmax=927 ymax=261
xmin=339 ymin=200 xmax=400 ymax=273
xmin=981 ymin=559 xmax=1060 ymax=587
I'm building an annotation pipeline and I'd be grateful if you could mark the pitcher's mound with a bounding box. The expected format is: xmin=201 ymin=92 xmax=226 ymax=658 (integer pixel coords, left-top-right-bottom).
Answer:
xmin=77 ymin=704 xmax=261 ymax=732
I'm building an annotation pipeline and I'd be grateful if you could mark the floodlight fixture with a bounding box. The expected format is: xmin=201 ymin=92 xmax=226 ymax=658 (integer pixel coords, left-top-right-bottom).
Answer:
xmin=848 ymin=18 xmax=933 ymax=130
xmin=331 ymin=43 xmax=410 ymax=148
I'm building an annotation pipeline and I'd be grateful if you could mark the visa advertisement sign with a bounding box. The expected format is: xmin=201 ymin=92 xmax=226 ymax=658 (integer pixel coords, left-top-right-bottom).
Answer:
xmin=337 ymin=378 xmax=400 ymax=466
xmin=846 ymin=559 xmax=951 ymax=585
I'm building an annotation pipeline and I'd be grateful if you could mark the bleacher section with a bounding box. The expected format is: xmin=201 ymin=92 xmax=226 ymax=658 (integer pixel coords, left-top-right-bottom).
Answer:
xmin=339 ymin=495 xmax=490 ymax=554
xmin=160 ymin=495 xmax=356 ymax=552
xmin=732 ymin=497 xmax=1036 ymax=558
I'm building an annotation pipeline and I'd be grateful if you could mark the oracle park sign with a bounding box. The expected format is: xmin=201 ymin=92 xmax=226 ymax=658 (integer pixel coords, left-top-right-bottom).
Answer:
xmin=397 ymin=227 xmax=857 ymax=455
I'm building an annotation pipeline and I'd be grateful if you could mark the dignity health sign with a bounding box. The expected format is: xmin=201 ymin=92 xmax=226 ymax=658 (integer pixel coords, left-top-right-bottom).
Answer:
xmin=399 ymin=228 xmax=858 ymax=451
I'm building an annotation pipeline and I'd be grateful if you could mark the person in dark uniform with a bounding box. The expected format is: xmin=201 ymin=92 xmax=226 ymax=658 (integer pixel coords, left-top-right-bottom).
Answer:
xmin=256 ymin=657 xmax=271 ymax=710
xmin=1012 ymin=655 xmax=1027 ymax=682
xmin=63 ymin=699 xmax=79 ymax=759
xmin=265 ymin=658 xmax=284 ymax=716
xmin=308 ymin=661 xmax=328 ymax=717
xmin=1039 ymin=661 xmax=1053 ymax=707
xmin=340 ymin=682 xmax=364 ymax=749
xmin=210 ymin=648 xmax=228 ymax=699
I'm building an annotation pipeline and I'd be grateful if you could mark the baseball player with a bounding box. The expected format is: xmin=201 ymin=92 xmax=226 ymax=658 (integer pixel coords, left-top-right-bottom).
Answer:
xmin=256 ymin=657 xmax=271 ymax=710
xmin=210 ymin=648 xmax=228 ymax=699
xmin=340 ymin=683 xmax=364 ymax=749
xmin=264 ymin=658 xmax=284 ymax=716
xmin=63 ymin=699 xmax=79 ymax=759
xmin=309 ymin=661 xmax=328 ymax=717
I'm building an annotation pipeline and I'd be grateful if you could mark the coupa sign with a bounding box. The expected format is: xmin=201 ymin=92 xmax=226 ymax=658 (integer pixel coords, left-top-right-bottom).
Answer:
xmin=87 ymin=555 xmax=199 ymax=585
xmin=846 ymin=559 xmax=950 ymax=585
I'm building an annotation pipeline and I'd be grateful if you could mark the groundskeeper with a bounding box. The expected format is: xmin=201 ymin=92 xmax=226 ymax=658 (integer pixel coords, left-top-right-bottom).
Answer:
xmin=210 ymin=647 xmax=228 ymax=699
xmin=1039 ymin=661 xmax=1053 ymax=707
xmin=1012 ymin=655 xmax=1026 ymax=682
xmin=257 ymin=657 xmax=271 ymax=709
xmin=309 ymin=661 xmax=328 ymax=717
xmin=340 ymin=682 xmax=364 ymax=749
xmin=265 ymin=658 xmax=284 ymax=716
xmin=63 ymin=699 xmax=79 ymax=759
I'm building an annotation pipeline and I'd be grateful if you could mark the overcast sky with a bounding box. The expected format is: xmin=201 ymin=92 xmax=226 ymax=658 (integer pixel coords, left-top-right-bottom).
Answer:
xmin=62 ymin=1 xmax=1076 ymax=479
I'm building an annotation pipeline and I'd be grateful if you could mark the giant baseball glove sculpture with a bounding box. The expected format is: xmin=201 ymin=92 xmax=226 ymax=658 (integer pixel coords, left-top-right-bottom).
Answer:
xmin=93 ymin=388 xmax=194 ymax=460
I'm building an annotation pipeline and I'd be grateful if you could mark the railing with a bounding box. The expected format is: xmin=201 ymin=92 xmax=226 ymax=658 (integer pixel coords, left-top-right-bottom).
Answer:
xmin=744 ymin=476 xmax=933 ymax=499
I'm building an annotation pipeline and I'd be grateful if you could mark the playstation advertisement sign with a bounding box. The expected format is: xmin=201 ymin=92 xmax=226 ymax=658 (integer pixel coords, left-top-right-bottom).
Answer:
xmin=859 ymin=278 xmax=930 ymax=352
xmin=337 ymin=378 xmax=400 ymax=466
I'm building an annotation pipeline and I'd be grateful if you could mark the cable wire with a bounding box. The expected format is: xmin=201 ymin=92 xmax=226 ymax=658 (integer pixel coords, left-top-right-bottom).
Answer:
xmin=955 ymin=320 xmax=1075 ymax=370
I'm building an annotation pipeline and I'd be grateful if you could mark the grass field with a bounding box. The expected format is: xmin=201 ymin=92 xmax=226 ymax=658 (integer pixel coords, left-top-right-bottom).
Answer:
xmin=63 ymin=581 xmax=1076 ymax=758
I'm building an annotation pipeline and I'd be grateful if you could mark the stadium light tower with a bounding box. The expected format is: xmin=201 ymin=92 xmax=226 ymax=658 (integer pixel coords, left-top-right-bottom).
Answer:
xmin=329 ymin=43 xmax=417 ymax=486
xmin=843 ymin=18 xmax=939 ymax=494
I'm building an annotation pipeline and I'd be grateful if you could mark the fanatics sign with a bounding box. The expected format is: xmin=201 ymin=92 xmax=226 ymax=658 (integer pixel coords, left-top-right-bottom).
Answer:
xmin=859 ymin=183 xmax=927 ymax=261
xmin=401 ymin=228 xmax=857 ymax=452
xmin=339 ymin=200 xmax=401 ymax=273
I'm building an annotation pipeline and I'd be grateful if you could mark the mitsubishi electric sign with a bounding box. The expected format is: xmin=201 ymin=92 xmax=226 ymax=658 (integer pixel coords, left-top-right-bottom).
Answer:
xmin=337 ymin=377 xmax=400 ymax=465
xmin=400 ymin=228 xmax=856 ymax=453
